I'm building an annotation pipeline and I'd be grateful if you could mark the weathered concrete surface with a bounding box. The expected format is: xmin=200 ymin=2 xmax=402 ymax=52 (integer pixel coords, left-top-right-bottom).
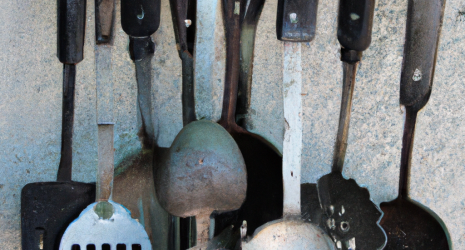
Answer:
xmin=1 ymin=0 xmax=465 ymax=249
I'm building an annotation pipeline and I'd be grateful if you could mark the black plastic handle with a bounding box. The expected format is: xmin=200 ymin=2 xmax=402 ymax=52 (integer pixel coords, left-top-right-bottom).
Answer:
xmin=121 ymin=0 xmax=161 ymax=37
xmin=337 ymin=0 xmax=375 ymax=52
xmin=400 ymin=0 xmax=446 ymax=112
xmin=276 ymin=0 xmax=319 ymax=42
xmin=57 ymin=0 xmax=87 ymax=64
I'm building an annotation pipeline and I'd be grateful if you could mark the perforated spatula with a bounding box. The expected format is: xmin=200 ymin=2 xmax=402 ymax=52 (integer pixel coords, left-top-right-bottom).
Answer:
xmin=59 ymin=9 xmax=151 ymax=246
xmin=21 ymin=1 xmax=95 ymax=249
xmin=59 ymin=80 xmax=151 ymax=250
xmin=316 ymin=0 xmax=387 ymax=249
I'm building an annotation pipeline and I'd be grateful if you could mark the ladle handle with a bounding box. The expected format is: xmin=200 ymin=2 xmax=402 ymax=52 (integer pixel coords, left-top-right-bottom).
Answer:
xmin=282 ymin=42 xmax=303 ymax=216
xmin=236 ymin=0 xmax=266 ymax=126
xmin=170 ymin=0 xmax=197 ymax=125
xmin=277 ymin=0 xmax=319 ymax=216
xmin=218 ymin=0 xmax=246 ymax=132
xmin=399 ymin=0 xmax=446 ymax=112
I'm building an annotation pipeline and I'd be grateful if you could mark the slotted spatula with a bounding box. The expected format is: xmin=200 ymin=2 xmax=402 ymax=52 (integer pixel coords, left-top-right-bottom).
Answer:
xmin=21 ymin=1 xmax=95 ymax=249
xmin=59 ymin=87 xmax=151 ymax=250
xmin=59 ymin=8 xmax=151 ymax=245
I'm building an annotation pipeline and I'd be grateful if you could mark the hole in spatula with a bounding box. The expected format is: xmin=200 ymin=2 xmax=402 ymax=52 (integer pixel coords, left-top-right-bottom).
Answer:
xmin=102 ymin=244 xmax=111 ymax=250
xmin=117 ymin=244 xmax=127 ymax=250
xmin=340 ymin=221 xmax=350 ymax=233
xmin=35 ymin=227 xmax=45 ymax=250
xmin=132 ymin=244 xmax=142 ymax=250
xmin=86 ymin=244 xmax=96 ymax=250
xmin=71 ymin=245 xmax=80 ymax=250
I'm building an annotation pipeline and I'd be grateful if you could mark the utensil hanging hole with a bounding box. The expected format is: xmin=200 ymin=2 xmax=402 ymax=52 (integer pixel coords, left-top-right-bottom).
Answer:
xmin=340 ymin=221 xmax=350 ymax=232
xmin=86 ymin=244 xmax=96 ymax=250
xmin=117 ymin=244 xmax=127 ymax=250
xmin=102 ymin=244 xmax=111 ymax=250
xmin=71 ymin=245 xmax=81 ymax=250
xmin=291 ymin=171 xmax=293 ymax=177
xmin=132 ymin=244 xmax=142 ymax=250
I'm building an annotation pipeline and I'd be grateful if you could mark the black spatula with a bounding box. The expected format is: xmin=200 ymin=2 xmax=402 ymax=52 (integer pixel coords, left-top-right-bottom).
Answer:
xmin=316 ymin=0 xmax=387 ymax=249
xmin=21 ymin=0 xmax=95 ymax=249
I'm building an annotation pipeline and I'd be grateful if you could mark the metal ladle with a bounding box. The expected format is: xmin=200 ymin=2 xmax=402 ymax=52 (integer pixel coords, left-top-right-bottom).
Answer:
xmin=379 ymin=0 xmax=451 ymax=248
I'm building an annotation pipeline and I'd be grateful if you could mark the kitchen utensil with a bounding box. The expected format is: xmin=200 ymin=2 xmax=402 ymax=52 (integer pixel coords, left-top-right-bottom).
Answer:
xmin=121 ymin=0 xmax=161 ymax=147
xmin=235 ymin=0 xmax=265 ymax=126
xmin=156 ymin=120 xmax=247 ymax=246
xmin=115 ymin=1 xmax=175 ymax=249
xmin=59 ymin=14 xmax=151 ymax=246
xmin=21 ymin=1 xmax=95 ymax=249
xmin=213 ymin=0 xmax=284 ymax=238
xmin=316 ymin=1 xmax=387 ymax=249
xmin=155 ymin=1 xmax=253 ymax=247
xmin=168 ymin=0 xmax=198 ymax=247
xmin=169 ymin=0 xmax=196 ymax=126
xmin=379 ymin=0 xmax=451 ymax=249
xmin=59 ymin=125 xmax=151 ymax=249
xmin=242 ymin=1 xmax=334 ymax=249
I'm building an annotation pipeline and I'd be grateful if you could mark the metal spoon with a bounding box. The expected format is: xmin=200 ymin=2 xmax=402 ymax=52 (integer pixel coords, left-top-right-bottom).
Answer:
xmin=213 ymin=0 xmax=284 ymax=238
xmin=379 ymin=0 xmax=451 ymax=248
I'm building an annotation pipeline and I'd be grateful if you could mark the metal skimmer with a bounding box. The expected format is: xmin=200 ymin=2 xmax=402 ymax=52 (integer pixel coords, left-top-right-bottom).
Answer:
xmin=58 ymin=0 xmax=153 ymax=247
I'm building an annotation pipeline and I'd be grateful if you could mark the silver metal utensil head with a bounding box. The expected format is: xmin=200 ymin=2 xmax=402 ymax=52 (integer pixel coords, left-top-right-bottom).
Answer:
xmin=59 ymin=200 xmax=151 ymax=250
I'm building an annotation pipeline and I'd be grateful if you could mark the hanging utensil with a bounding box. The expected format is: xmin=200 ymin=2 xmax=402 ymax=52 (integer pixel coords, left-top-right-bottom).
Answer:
xmin=213 ymin=0 xmax=284 ymax=238
xmin=21 ymin=1 xmax=95 ymax=249
xmin=121 ymin=0 xmax=161 ymax=147
xmin=167 ymin=0 xmax=198 ymax=247
xmin=235 ymin=0 xmax=265 ymax=126
xmin=59 ymin=18 xmax=151 ymax=248
xmin=59 ymin=125 xmax=151 ymax=249
xmin=116 ymin=1 xmax=175 ymax=249
xmin=156 ymin=120 xmax=247 ymax=248
xmin=379 ymin=0 xmax=451 ymax=249
xmin=316 ymin=1 xmax=386 ymax=249
xmin=242 ymin=1 xmax=335 ymax=249
xmin=170 ymin=0 xmax=196 ymax=126
xmin=155 ymin=1 xmax=252 ymax=248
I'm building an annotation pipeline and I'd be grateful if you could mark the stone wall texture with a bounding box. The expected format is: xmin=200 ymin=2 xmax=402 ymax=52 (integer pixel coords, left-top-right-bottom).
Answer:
xmin=1 ymin=0 xmax=465 ymax=248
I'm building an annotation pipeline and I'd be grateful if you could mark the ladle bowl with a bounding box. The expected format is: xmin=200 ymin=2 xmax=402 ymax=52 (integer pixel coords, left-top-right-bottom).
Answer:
xmin=155 ymin=120 xmax=247 ymax=220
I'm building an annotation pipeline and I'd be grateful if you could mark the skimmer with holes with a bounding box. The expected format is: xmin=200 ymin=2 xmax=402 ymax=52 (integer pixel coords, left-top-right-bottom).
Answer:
xmin=58 ymin=0 xmax=154 ymax=246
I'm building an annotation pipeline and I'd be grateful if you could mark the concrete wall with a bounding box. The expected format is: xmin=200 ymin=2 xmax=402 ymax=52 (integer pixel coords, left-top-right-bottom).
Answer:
xmin=1 ymin=0 xmax=465 ymax=248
